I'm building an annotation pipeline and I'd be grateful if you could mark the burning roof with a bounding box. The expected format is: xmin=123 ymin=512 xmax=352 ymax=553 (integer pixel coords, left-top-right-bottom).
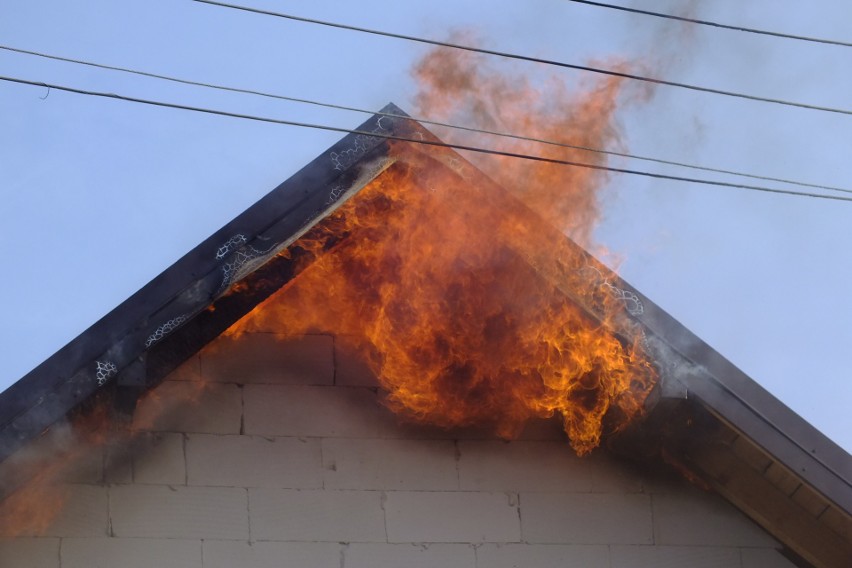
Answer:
xmin=225 ymin=138 xmax=658 ymax=456
xmin=0 ymin=105 xmax=849 ymax=566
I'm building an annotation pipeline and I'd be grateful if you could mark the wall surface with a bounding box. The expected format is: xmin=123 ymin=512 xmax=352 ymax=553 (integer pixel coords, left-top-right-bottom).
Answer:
xmin=0 ymin=332 xmax=798 ymax=567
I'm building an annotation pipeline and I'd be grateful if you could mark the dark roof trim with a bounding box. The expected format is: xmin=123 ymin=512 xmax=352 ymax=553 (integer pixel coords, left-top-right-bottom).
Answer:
xmin=633 ymin=287 xmax=852 ymax=514
xmin=0 ymin=103 xmax=410 ymax=463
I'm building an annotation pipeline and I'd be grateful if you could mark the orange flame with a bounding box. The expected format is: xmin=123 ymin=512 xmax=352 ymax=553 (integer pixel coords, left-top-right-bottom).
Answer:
xmin=0 ymin=404 xmax=115 ymax=537
xmin=230 ymin=47 xmax=657 ymax=455
xmin=412 ymin=45 xmax=650 ymax=246
xmin=0 ymin=462 xmax=70 ymax=537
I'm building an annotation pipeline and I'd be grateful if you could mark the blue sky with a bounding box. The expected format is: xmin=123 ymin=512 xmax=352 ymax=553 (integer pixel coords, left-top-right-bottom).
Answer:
xmin=1 ymin=0 xmax=850 ymax=452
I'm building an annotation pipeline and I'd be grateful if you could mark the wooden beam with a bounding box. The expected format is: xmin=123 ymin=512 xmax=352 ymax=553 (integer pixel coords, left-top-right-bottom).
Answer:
xmin=686 ymin=441 xmax=852 ymax=568
xmin=114 ymin=354 xmax=148 ymax=418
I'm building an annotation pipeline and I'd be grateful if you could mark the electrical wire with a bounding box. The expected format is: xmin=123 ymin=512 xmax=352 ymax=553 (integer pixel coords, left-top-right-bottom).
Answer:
xmin=566 ymin=1 xmax=852 ymax=48
xmin=2 ymin=74 xmax=851 ymax=203
xmin=4 ymin=43 xmax=848 ymax=195
xmin=192 ymin=0 xmax=852 ymax=117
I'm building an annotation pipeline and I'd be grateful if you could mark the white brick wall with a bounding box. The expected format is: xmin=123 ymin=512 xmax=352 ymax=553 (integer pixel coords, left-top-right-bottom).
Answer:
xmin=0 ymin=538 xmax=59 ymax=568
xmin=249 ymin=488 xmax=386 ymax=542
xmin=610 ymin=545 xmax=742 ymax=568
xmin=134 ymin=382 xmax=242 ymax=434
xmin=322 ymin=437 xmax=458 ymax=490
xmin=333 ymin=339 xmax=382 ymax=388
xmin=187 ymin=434 xmax=322 ymax=489
xmin=520 ymin=493 xmax=653 ymax=544
xmin=110 ymin=485 xmax=249 ymax=540
xmin=0 ymin=484 xmax=109 ymax=538
xmin=653 ymin=489 xmax=777 ymax=546
xmin=457 ymin=440 xmax=642 ymax=493
xmin=133 ymin=432 xmax=185 ymax=485
xmin=0 ymin=331 xmax=792 ymax=568
xmin=475 ymin=543 xmax=609 ymax=568
xmin=244 ymin=384 xmax=401 ymax=438
xmin=199 ymin=333 xmax=334 ymax=386
xmin=741 ymin=547 xmax=801 ymax=568
xmin=385 ymin=491 xmax=521 ymax=543
xmin=61 ymin=538 xmax=202 ymax=568
xmin=345 ymin=543 xmax=475 ymax=568
xmin=203 ymin=540 xmax=341 ymax=568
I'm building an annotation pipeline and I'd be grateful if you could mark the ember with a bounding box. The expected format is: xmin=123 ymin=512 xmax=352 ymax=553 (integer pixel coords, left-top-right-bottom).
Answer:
xmin=228 ymin=47 xmax=657 ymax=455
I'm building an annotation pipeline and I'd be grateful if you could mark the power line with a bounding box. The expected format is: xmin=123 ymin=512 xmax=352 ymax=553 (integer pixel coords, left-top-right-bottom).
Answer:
xmin=192 ymin=0 xmax=852 ymax=117
xmin=566 ymin=1 xmax=852 ymax=48
xmin=4 ymin=44 xmax=848 ymax=196
xmin=2 ymin=74 xmax=851 ymax=203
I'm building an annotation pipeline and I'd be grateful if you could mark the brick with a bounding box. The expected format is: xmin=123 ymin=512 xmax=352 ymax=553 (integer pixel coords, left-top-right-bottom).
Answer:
xmin=200 ymin=333 xmax=334 ymax=385
xmin=163 ymin=354 xmax=203 ymax=382
xmin=345 ymin=543 xmax=475 ymax=568
xmin=334 ymin=338 xmax=382 ymax=387
xmin=110 ymin=485 xmax=248 ymax=540
xmin=459 ymin=441 xmax=585 ymax=492
xmin=652 ymin=490 xmax=776 ymax=546
xmin=1 ymin=427 xmax=57 ymax=464
xmin=476 ymin=543 xmax=608 ymax=568
xmin=520 ymin=493 xmax=652 ymax=544
xmin=584 ymin=453 xmax=649 ymax=493
xmin=0 ymin=420 xmax=74 ymax=480
xmin=61 ymin=538 xmax=202 ymax=568
xmin=133 ymin=382 xmax=241 ymax=435
xmin=244 ymin=385 xmax=401 ymax=438
xmin=133 ymin=433 xmax=185 ymax=485
xmin=0 ymin=484 xmax=108 ymax=538
xmin=104 ymin=446 xmax=133 ymax=484
xmin=515 ymin=416 xmax=571 ymax=441
xmin=385 ymin=491 xmax=520 ymax=543
xmin=244 ymin=383 xmax=569 ymax=442
xmin=323 ymin=438 xmax=458 ymax=490
xmin=638 ymin=467 xmax=697 ymax=496
xmin=740 ymin=548 xmax=799 ymax=568
xmin=398 ymin=416 xmax=566 ymax=442
xmin=611 ymin=545 xmax=741 ymax=568
xmin=59 ymin=446 xmax=104 ymax=484
xmin=48 ymin=484 xmax=109 ymax=537
xmin=0 ymin=537 xmax=59 ymax=567
xmin=203 ymin=540 xmax=341 ymax=568
xmin=381 ymin=420 xmax=496 ymax=442
xmin=249 ymin=488 xmax=385 ymax=542
xmin=187 ymin=434 xmax=321 ymax=488
xmin=457 ymin=441 xmax=639 ymax=493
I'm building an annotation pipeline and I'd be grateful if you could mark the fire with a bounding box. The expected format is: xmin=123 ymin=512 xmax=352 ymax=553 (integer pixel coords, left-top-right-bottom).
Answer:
xmin=228 ymin=46 xmax=657 ymax=455
xmin=412 ymin=45 xmax=650 ymax=246
xmin=0 ymin=43 xmax=662 ymax=539
xmin=0 ymin=462 xmax=71 ymax=537
xmin=0 ymin=405 xmax=114 ymax=537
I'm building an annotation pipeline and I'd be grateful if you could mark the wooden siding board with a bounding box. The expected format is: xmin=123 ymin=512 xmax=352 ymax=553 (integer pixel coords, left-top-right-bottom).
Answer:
xmin=687 ymin=442 xmax=852 ymax=568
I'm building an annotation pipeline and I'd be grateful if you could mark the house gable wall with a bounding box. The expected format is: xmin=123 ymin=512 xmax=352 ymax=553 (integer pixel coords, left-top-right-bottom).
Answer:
xmin=1 ymin=332 xmax=797 ymax=567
